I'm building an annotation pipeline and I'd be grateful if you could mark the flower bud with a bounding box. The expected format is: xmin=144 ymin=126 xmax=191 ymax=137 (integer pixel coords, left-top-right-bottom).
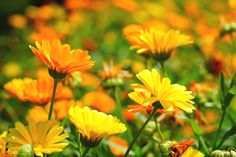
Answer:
xmin=17 ymin=144 xmax=34 ymax=157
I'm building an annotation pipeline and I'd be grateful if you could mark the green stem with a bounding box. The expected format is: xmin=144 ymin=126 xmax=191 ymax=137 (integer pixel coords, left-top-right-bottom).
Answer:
xmin=124 ymin=108 xmax=157 ymax=157
xmin=213 ymin=108 xmax=227 ymax=149
xmin=153 ymin=116 xmax=164 ymax=142
xmin=160 ymin=61 xmax=166 ymax=76
xmin=114 ymin=87 xmax=133 ymax=142
xmin=81 ymin=147 xmax=90 ymax=157
xmin=48 ymin=79 xmax=59 ymax=120
xmin=114 ymin=86 xmax=125 ymax=122
xmin=199 ymin=136 xmax=209 ymax=155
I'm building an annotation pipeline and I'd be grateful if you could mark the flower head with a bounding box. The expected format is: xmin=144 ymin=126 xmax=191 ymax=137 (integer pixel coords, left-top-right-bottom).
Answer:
xmin=83 ymin=91 xmax=115 ymax=113
xmin=69 ymin=106 xmax=126 ymax=147
xmin=170 ymin=138 xmax=195 ymax=157
xmin=128 ymin=69 xmax=195 ymax=113
xmin=29 ymin=39 xmax=94 ymax=79
xmin=5 ymin=121 xmax=68 ymax=157
xmin=130 ymin=28 xmax=193 ymax=61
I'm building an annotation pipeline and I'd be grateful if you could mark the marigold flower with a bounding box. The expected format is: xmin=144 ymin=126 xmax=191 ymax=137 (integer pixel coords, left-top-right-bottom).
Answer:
xmin=5 ymin=121 xmax=68 ymax=157
xmin=26 ymin=106 xmax=48 ymax=122
xmin=83 ymin=91 xmax=115 ymax=113
xmin=170 ymin=138 xmax=195 ymax=157
xmin=4 ymin=78 xmax=72 ymax=105
xmin=107 ymin=136 xmax=128 ymax=156
xmin=131 ymin=28 xmax=193 ymax=61
xmin=29 ymin=39 xmax=94 ymax=79
xmin=69 ymin=106 xmax=126 ymax=147
xmin=3 ymin=78 xmax=32 ymax=101
xmin=180 ymin=147 xmax=204 ymax=157
xmin=22 ymin=78 xmax=72 ymax=105
xmin=128 ymin=69 xmax=195 ymax=113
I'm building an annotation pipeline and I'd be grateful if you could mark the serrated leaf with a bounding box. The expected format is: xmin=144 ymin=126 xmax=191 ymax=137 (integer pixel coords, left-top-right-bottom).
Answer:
xmin=217 ymin=125 xmax=236 ymax=148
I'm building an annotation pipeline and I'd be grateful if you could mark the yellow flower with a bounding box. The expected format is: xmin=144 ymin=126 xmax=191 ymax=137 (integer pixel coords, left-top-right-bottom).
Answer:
xmin=128 ymin=69 xmax=195 ymax=113
xmin=69 ymin=106 xmax=127 ymax=147
xmin=131 ymin=28 xmax=193 ymax=61
xmin=181 ymin=147 xmax=204 ymax=157
xmin=5 ymin=121 xmax=68 ymax=157
xmin=29 ymin=39 xmax=94 ymax=79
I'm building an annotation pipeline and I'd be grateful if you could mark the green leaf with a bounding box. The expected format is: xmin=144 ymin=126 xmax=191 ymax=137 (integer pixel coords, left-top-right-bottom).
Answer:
xmin=217 ymin=125 xmax=236 ymax=148
xmin=229 ymin=87 xmax=236 ymax=95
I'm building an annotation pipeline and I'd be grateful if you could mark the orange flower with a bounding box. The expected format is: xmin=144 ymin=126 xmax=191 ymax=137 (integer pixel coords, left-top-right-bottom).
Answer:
xmin=29 ymin=39 xmax=94 ymax=79
xmin=170 ymin=138 xmax=194 ymax=157
xmin=81 ymin=72 xmax=101 ymax=88
xmin=48 ymin=100 xmax=83 ymax=121
xmin=23 ymin=78 xmax=72 ymax=105
xmin=26 ymin=106 xmax=48 ymax=122
xmin=8 ymin=14 xmax=27 ymax=29
xmin=4 ymin=78 xmax=32 ymax=101
xmin=108 ymin=136 xmax=128 ymax=156
xmin=112 ymin=0 xmax=138 ymax=13
xmin=4 ymin=78 xmax=72 ymax=104
xmin=122 ymin=109 xmax=136 ymax=122
xmin=83 ymin=91 xmax=115 ymax=113
xmin=30 ymin=25 xmax=64 ymax=42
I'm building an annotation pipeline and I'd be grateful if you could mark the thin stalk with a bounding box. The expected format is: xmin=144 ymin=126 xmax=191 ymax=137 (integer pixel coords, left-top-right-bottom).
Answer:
xmin=81 ymin=147 xmax=90 ymax=157
xmin=153 ymin=116 xmax=164 ymax=142
xmin=114 ymin=86 xmax=125 ymax=122
xmin=160 ymin=61 xmax=166 ymax=76
xmin=124 ymin=108 xmax=157 ymax=157
xmin=114 ymin=86 xmax=133 ymax=142
xmin=213 ymin=108 xmax=227 ymax=149
xmin=199 ymin=136 xmax=210 ymax=155
xmin=48 ymin=79 xmax=59 ymax=120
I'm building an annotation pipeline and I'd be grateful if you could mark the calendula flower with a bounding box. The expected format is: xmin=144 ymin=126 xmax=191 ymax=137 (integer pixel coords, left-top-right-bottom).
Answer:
xmin=128 ymin=69 xmax=195 ymax=113
xmin=4 ymin=78 xmax=32 ymax=101
xmin=180 ymin=147 xmax=204 ymax=157
xmin=131 ymin=28 xmax=193 ymax=61
xmin=170 ymin=138 xmax=195 ymax=157
xmin=22 ymin=78 xmax=71 ymax=105
xmin=26 ymin=106 xmax=48 ymax=122
xmin=5 ymin=121 xmax=68 ymax=157
xmin=29 ymin=39 xmax=94 ymax=80
xmin=69 ymin=106 xmax=126 ymax=147
xmin=83 ymin=91 xmax=115 ymax=113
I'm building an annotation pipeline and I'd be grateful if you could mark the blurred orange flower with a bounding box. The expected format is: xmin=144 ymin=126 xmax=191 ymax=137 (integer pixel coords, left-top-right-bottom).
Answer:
xmin=108 ymin=136 xmax=128 ymax=156
xmin=29 ymin=39 xmax=94 ymax=78
xmin=23 ymin=78 xmax=72 ymax=105
xmin=30 ymin=25 xmax=64 ymax=42
xmin=48 ymin=100 xmax=83 ymax=121
xmin=122 ymin=109 xmax=136 ymax=122
xmin=26 ymin=106 xmax=48 ymax=122
xmin=8 ymin=14 xmax=27 ymax=29
xmin=112 ymin=0 xmax=138 ymax=13
xmin=4 ymin=78 xmax=32 ymax=101
xmin=83 ymin=91 xmax=115 ymax=113
xmin=4 ymin=78 xmax=72 ymax=105
xmin=81 ymin=72 xmax=101 ymax=88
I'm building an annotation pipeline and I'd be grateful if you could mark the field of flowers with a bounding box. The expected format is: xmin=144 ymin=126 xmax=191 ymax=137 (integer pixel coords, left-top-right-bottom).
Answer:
xmin=0 ymin=0 xmax=236 ymax=156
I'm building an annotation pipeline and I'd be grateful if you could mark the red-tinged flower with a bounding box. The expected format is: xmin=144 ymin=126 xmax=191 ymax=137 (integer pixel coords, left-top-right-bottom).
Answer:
xmin=170 ymin=138 xmax=195 ymax=157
